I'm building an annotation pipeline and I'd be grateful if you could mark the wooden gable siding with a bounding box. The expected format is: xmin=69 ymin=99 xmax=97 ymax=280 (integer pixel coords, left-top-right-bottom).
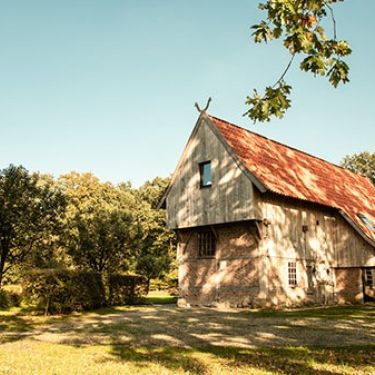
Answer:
xmin=166 ymin=117 xmax=256 ymax=229
xmin=335 ymin=216 xmax=375 ymax=267
xmin=255 ymin=192 xmax=375 ymax=267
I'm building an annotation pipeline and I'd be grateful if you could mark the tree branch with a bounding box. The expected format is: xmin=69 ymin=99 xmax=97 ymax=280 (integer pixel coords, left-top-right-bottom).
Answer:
xmin=273 ymin=54 xmax=295 ymax=88
xmin=325 ymin=2 xmax=337 ymax=40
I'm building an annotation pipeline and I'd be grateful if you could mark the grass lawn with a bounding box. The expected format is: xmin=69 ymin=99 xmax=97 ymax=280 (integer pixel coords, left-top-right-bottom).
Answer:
xmin=143 ymin=290 xmax=178 ymax=305
xmin=0 ymin=301 xmax=374 ymax=374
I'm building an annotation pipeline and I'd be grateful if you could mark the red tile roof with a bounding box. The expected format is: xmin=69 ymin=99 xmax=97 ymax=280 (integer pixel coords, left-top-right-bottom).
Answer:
xmin=209 ymin=115 xmax=375 ymax=244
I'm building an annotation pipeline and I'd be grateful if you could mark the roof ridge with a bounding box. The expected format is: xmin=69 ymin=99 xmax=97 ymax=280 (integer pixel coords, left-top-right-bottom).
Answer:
xmin=208 ymin=114 xmax=371 ymax=183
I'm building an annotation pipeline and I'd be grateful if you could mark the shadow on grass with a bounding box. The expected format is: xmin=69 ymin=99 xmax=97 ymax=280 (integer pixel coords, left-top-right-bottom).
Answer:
xmin=108 ymin=344 xmax=375 ymax=375
xmin=0 ymin=314 xmax=35 ymax=344
xmin=1 ymin=304 xmax=374 ymax=354
xmin=246 ymin=304 xmax=375 ymax=320
xmin=110 ymin=346 xmax=207 ymax=374
xmin=0 ymin=315 xmax=33 ymax=333
xmin=1 ymin=302 xmax=375 ymax=374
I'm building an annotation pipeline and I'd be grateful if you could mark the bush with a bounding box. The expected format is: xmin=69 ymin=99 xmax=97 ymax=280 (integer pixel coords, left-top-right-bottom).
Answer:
xmin=150 ymin=278 xmax=169 ymax=291
xmin=22 ymin=269 xmax=105 ymax=314
xmin=108 ymin=274 xmax=148 ymax=305
xmin=150 ymin=277 xmax=178 ymax=292
xmin=0 ymin=285 xmax=22 ymax=309
xmin=4 ymin=285 xmax=22 ymax=307
xmin=0 ymin=290 xmax=9 ymax=308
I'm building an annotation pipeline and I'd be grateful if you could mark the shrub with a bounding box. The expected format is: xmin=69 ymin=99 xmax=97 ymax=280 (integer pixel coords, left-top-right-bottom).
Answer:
xmin=150 ymin=277 xmax=178 ymax=292
xmin=150 ymin=278 xmax=169 ymax=291
xmin=0 ymin=285 xmax=23 ymax=309
xmin=108 ymin=274 xmax=148 ymax=305
xmin=0 ymin=290 xmax=9 ymax=308
xmin=4 ymin=285 xmax=22 ymax=307
xmin=22 ymin=269 xmax=105 ymax=314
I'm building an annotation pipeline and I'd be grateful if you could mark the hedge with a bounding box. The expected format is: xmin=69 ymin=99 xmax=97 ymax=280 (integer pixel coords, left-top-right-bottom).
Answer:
xmin=22 ymin=269 xmax=105 ymax=314
xmin=108 ymin=274 xmax=148 ymax=305
xmin=0 ymin=285 xmax=22 ymax=309
xmin=0 ymin=290 xmax=12 ymax=309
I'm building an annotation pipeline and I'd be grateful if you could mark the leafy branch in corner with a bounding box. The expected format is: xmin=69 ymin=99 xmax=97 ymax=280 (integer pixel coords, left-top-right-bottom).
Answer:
xmin=245 ymin=0 xmax=351 ymax=123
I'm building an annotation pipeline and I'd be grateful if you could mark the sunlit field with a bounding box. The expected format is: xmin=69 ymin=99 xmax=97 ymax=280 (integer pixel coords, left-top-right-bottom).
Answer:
xmin=1 ymin=301 xmax=374 ymax=375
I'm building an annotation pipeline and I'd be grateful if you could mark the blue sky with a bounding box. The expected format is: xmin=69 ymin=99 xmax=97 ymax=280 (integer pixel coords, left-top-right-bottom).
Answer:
xmin=1 ymin=0 xmax=374 ymax=186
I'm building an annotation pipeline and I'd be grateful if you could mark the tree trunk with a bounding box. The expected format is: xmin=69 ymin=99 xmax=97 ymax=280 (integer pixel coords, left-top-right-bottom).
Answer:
xmin=0 ymin=267 xmax=3 ymax=288
xmin=0 ymin=247 xmax=9 ymax=288
xmin=44 ymin=296 xmax=51 ymax=316
xmin=146 ymin=277 xmax=151 ymax=295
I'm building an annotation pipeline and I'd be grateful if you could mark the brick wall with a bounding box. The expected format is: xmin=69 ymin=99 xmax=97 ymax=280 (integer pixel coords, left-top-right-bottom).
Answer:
xmin=335 ymin=268 xmax=363 ymax=304
xmin=177 ymin=223 xmax=367 ymax=308
xmin=177 ymin=222 xmax=261 ymax=307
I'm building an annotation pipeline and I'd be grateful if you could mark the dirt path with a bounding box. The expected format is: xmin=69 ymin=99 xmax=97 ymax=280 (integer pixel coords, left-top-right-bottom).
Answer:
xmin=1 ymin=305 xmax=374 ymax=348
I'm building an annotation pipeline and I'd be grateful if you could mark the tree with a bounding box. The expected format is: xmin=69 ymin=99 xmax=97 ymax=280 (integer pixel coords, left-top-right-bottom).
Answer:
xmin=137 ymin=176 xmax=170 ymax=209
xmin=134 ymin=206 xmax=175 ymax=293
xmin=59 ymin=172 xmax=137 ymax=275
xmin=0 ymin=165 xmax=65 ymax=287
xmin=26 ymin=173 xmax=70 ymax=271
xmin=247 ymin=0 xmax=351 ymax=122
xmin=341 ymin=151 xmax=375 ymax=185
xmin=134 ymin=177 xmax=176 ymax=292
xmin=74 ymin=208 xmax=134 ymax=274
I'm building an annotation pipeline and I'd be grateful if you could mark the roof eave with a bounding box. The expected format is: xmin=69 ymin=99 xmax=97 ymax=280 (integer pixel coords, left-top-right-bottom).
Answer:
xmin=158 ymin=112 xmax=268 ymax=209
xmin=339 ymin=210 xmax=375 ymax=249
xmin=205 ymin=115 xmax=267 ymax=194
xmin=157 ymin=112 xmax=208 ymax=209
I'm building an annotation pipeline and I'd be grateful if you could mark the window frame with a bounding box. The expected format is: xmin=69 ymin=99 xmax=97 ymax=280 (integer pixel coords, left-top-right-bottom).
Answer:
xmin=364 ymin=268 xmax=374 ymax=288
xmin=197 ymin=229 xmax=216 ymax=258
xmin=288 ymin=262 xmax=297 ymax=287
xmin=306 ymin=265 xmax=315 ymax=294
xmin=199 ymin=161 xmax=212 ymax=189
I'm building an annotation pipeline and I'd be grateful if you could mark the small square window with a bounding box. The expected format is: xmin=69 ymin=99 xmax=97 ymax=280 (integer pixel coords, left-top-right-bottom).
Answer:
xmin=197 ymin=230 xmax=216 ymax=257
xmin=199 ymin=161 xmax=212 ymax=188
xmin=288 ymin=262 xmax=297 ymax=286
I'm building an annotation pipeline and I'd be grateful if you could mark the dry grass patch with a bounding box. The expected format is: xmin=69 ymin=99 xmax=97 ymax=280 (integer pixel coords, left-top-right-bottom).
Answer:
xmin=1 ymin=304 xmax=374 ymax=374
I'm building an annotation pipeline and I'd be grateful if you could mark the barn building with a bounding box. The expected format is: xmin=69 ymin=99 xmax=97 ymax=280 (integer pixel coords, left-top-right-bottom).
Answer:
xmin=160 ymin=112 xmax=375 ymax=307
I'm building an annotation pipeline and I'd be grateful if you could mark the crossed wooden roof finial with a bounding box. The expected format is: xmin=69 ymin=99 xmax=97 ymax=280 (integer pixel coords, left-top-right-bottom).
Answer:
xmin=195 ymin=97 xmax=212 ymax=114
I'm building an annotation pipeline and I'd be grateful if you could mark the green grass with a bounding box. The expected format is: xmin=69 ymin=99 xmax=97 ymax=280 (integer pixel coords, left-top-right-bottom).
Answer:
xmin=0 ymin=341 xmax=373 ymax=374
xmin=142 ymin=290 xmax=178 ymax=305
xmin=245 ymin=304 xmax=375 ymax=320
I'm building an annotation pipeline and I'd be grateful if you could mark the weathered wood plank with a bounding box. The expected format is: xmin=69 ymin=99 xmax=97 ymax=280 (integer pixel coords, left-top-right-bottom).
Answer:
xmin=166 ymin=118 xmax=255 ymax=228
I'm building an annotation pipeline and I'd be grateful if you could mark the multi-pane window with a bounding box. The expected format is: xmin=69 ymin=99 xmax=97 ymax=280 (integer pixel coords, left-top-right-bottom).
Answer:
xmin=364 ymin=268 xmax=374 ymax=288
xmin=199 ymin=161 xmax=212 ymax=188
xmin=197 ymin=230 xmax=216 ymax=257
xmin=288 ymin=262 xmax=297 ymax=286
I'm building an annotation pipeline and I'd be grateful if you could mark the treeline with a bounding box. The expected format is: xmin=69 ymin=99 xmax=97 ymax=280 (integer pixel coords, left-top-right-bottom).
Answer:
xmin=0 ymin=165 xmax=175 ymax=311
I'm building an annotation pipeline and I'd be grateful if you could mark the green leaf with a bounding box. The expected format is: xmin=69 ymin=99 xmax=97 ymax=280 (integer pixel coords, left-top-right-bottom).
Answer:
xmin=300 ymin=55 xmax=327 ymax=76
xmin=251 ymin=21 xmax=273 ymax=43
xmin=248 ymin=0 xmax=351 ymax=122
xmin=244 ymin=81 xmax=292 ymax=123
xmin=326 ymin=59 xmax=350 ymax=87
